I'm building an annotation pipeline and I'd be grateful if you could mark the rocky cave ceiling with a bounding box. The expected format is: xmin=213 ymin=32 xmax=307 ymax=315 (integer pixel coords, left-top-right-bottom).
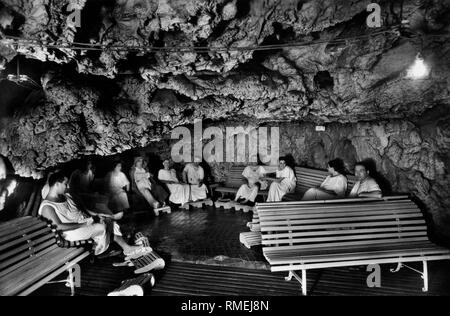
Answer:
xmin=0 ymin=0 xmax=450 ymax=177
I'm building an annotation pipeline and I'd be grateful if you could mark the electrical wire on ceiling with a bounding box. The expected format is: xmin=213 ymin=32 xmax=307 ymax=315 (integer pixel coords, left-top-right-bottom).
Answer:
xmin=0 ymin=25 xmax=407 ymax=54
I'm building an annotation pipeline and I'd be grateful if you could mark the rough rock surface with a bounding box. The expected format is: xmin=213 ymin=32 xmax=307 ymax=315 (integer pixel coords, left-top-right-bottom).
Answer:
xmin=0 ymin=1 xmax=450 ymax=234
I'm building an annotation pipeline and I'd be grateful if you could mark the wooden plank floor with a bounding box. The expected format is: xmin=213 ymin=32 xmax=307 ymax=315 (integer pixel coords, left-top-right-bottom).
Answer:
xmin=32 ymin=259 xmax=450 ymax=296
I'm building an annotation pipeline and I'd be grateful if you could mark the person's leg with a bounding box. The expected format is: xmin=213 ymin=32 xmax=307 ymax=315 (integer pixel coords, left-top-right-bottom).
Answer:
xmin=302 ymin=188 xmax=317 ymax=201
xmin=150 ymin=179 xmax=169 ymax=205
xmin=235 ymin=185 xmax=246 ymax=201
xmin=267 ymin=182 xmax=281 ymax=202
xmin=190 ymin=184 xmax=207 ymax=201
xmin=63 ymin=223 xmax=110 ymax=255
xmin=140 ymin=188 xmax=159 ymax=208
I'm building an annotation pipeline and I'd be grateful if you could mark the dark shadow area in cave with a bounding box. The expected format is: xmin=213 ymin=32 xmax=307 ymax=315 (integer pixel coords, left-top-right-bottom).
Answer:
xmin=314 ymin=71 xmax=334 ymax=90
xmin=361 ymin=158 xmax=393 ymax=196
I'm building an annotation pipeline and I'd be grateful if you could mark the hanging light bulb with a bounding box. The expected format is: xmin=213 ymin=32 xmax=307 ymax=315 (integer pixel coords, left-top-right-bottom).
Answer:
xmin=406 ymin=53 xmax=430 ymax=79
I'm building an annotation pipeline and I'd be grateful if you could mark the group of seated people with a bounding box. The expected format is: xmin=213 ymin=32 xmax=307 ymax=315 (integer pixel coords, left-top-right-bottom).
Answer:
xmin=38 ymin=156 xmax=211 ymax=257
xmin=38 ymin=154 xmax=383 ymax=258
xmin=232 ymin=157 xmax=382 ymax=205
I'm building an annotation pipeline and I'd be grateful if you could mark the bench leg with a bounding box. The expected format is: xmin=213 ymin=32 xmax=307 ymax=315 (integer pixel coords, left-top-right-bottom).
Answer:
xmin=422 ymin=261 xmax=428 ymax=292
xmin=390 ymin=262 xmax=403 ymax=273
xmin=391 ymin=261 xmax=428 ymax=292
xmin=285 ymin=270 xmax=307 ymax=296
xmin=66 ymin=264 xmax=81 ymax=296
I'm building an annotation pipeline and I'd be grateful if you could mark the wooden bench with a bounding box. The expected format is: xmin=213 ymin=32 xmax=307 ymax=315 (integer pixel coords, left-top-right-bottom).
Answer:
xmin=257 ymin=196 xmax=450 ymax=295
xmin=0 ymin=216 xmax=91 ymax=296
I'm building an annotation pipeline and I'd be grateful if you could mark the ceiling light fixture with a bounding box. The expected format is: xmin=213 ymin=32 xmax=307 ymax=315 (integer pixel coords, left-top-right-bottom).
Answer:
xmin=406 ymin=53 xmax=430 ymax=79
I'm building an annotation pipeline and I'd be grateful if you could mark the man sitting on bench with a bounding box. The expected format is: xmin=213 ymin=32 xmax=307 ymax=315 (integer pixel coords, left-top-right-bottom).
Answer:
xmin=265 ymin=157 xmax=296 ymax=202
xmin=349 ymin=161 xmax=382 ymax=198
xmin=39 ymin=171 xmax=148 ymax=258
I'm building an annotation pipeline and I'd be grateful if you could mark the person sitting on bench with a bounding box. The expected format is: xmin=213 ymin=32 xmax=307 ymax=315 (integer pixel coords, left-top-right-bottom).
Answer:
xmin=130 ymin=156 xmax=168 ymax=209
xmin=302 ymin=158 xmax=348 ymax=200
xmin=349 ymin=161 xmax=382 ymax=198
xmin=158 ymin=159 xmax=190 ymax=205
xmin=265 ymin=157 xmax=296 ymax=202
xmin=39 ymin=171 xmax=147 ymax=257
xmin=234 ymin=165 xmax=266 ymax=206
xmin=182 ymin=162 xmax=208 ymax=202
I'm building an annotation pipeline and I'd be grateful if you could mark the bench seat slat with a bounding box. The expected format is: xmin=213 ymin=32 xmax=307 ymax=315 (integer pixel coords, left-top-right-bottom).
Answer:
xmin=0 ymin=246 xmax=86 ymax=296
xmin=269 ymin=254 xmax=450 ymax=272
xmin=262 ymin=226 xmax=427 ymax=240
xmin=261 ymin=219 xmax=426 ymax=232
xmin=260 ymin=213 xmax=424 ymax=228
xmin=0 ymin=241 xmax=58 ymax=278
xmin=265 ymin=246 xmax=450 ymax=265
xmin=0 ymin=232 xmax=56 ymax=263
xmin=257 ymin=201 xmax=415 ymax=212
xmin=0 ymin=220 xmax=48 ymax=241
xmin=262 ymin=231 xmax=428 ymax=246
xmin=0 ymin=226 xmax=53 ymax=253
xmin=258 ymin=207 xmax=420 ymax=221
xmin=262 ymin=236 xmax=430 ymax=252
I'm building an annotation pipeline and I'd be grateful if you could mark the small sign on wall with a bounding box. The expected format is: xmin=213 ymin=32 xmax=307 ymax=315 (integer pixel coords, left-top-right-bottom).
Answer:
xmin=315 ymin=126 xmax=326 ymax=132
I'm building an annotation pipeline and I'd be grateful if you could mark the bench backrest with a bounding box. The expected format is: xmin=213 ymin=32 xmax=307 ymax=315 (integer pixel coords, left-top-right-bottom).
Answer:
xmin=0 ymin=216 xmax=58 ymax=280
xmin=257 ymin=197 xmax=429 ymax=253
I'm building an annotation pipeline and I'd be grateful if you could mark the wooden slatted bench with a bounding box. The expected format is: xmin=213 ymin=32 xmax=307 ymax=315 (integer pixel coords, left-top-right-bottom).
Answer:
xmin=0 ymin=216 xmax=91 ymax=296
xmin=257 ymin=196 xmax=450 ymax=295
xmin=282 ymin=167 xmax=357 ymax=201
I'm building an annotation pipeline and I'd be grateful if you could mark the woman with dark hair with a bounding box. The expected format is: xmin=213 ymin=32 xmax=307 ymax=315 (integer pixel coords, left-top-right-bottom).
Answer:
xmin=105 ymin=161 xmax=130 ymax=218
xmin=301 ymin=158 xmax=348 ymax=200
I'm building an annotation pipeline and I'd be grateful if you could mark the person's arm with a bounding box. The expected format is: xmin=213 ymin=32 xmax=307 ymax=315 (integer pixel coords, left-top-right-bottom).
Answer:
xmin=41 ymin=205 xmax=87 ymax=231
xmin=358 ymin=191 xmax=382 ymax=198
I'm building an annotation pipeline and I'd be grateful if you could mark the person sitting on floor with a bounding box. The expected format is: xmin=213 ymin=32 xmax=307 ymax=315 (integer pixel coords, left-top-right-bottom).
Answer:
xmin=265 ymin=157 xmax=296 ymax=202
xmin=39 ymin=171 xmax=147 ymax=257
xmin=130 ymin=156 xmax=168 ymax=209
xmin=158 ymin=159 xmax=190 ymax=206
xmin=234 ymin=165 xmax=267 ymax=206
xmin=182 ymin=162 xmax=208 ymax=202
xmin=302 ymin=158 xmax=348 ymax=201
xmin=104 ymin=161 xmax=130 ymax=220
xmin=349 ymin=161 xmax=382 ymax=198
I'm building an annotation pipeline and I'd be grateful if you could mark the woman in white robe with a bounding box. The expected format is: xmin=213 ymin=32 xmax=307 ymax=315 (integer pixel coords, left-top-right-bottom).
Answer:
xmin=266 ymin=158 xmax=296 ymax=202
xmin=131 ymin=157 xmax=160 ymax=208
xmin=182 ymin=162 xmax=208 ymax=201
xmin=158 ymin=159 xmax=190 ymax=205
xmin=302 ymin=159 xmax=348 ymax=201
xmin=105 ymin=162 xmax=130 ymax=214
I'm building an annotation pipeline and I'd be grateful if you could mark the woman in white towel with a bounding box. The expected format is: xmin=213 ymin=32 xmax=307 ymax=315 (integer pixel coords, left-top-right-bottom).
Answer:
xmin=158 ymin=159 xmax=190 ymax=205
xmin=301 ymin=159 xmax=348 ymax=201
